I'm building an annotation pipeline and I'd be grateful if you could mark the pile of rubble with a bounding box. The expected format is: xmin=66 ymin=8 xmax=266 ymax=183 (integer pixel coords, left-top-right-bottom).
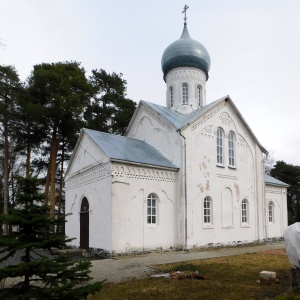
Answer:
xmin=152 ymin=271 xmax=205 ymax=280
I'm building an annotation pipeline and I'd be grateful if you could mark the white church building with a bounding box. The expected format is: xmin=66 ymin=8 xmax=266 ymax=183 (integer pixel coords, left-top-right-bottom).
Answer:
xmin=65 ymin=15 xmax=288 ymax=254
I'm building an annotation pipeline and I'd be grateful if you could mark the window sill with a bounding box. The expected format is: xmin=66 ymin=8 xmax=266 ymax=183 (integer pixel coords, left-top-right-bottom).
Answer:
xmin=228 ymin=165 xmax=236 ymax=169
xmin=203 ymin=224 xmax=214 ymax=229
xmin=222 ymin=225 xmax=234 ymax=229
xmin=216 ymin=164 xmax=225 ymax=168
xmin=241 ymin=224 xmax=250 ymax=228
xmin=146 ymin=224 xmax=158 ymax=227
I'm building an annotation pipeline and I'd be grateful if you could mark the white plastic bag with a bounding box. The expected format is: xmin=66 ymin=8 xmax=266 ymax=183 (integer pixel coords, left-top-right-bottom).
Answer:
xmin=284 ymin=222 xmax=300 ymax=267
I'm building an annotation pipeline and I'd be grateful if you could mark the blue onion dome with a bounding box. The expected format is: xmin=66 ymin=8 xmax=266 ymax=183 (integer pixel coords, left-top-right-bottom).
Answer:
xmin=161 ymin=24 xmax=211 ymax=81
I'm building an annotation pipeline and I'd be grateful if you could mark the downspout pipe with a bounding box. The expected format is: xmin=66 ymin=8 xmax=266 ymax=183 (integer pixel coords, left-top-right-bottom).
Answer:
xmin=177 ymin=129 xmax=187 ymax=249
xmin=262 ymin=155 xmax=268 ymax=240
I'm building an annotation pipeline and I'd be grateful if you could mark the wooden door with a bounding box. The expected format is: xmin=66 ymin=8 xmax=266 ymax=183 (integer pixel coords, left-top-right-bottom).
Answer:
xmin=80 ymin=197 xmax=89 ymax=250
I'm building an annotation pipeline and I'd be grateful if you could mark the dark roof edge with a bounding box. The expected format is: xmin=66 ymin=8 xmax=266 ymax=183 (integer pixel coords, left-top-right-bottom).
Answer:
xmin=110 ymin=158 xmax=179 ymax=171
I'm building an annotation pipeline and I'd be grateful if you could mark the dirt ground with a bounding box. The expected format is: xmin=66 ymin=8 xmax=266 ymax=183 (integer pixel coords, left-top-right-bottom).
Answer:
xmin=260 ymin=249 xmax=287 ymax=255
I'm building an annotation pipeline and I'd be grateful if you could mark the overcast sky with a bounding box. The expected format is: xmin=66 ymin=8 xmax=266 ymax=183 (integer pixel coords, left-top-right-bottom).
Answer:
xmin=1 ymin=0 xmax=300 ymax=166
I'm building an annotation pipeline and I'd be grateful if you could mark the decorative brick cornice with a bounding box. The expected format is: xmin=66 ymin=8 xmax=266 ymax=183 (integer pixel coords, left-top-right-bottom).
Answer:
xmin=65 ymin=163 xmax=111 ymax=189
xmin=265 ymin=185 xmax=287 ymax=194
xmin=166 ymin=68 xmax=206 ymax=83
xmin=113 ymin=165 xmax=177 ymax=183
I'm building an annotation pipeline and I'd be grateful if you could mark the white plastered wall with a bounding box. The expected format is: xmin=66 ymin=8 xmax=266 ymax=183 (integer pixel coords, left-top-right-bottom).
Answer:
xmin=110 ymin=163 xmax=178 ymax=253
xmin=182 ymin=100 xmax=266 ymax=247
xmin=65 ymin=132 xmax=113 ymax=251
xmin=126 ymin=103 xmax=182 ymax=167
xmin=265 ymin=185 xmax=288 ymax=238
xmin=126 ymin=103 xmax=185 ymax=249
xmin=65 ymin=174 xmax=112 ymax=251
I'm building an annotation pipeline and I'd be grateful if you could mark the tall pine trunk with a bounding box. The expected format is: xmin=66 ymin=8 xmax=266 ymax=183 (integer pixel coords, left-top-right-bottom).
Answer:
xmin=26 ymin=143 xmax=31 ymax=178
xmin=24 ymin=247 xmax=30 ymax=293
xmin=44 ymin=158 xmax=52 ymax=205
xmin=44 ymin=127 xmax=56 ymax=206
xmin=3 ymin=123 xmax=9 ymax=235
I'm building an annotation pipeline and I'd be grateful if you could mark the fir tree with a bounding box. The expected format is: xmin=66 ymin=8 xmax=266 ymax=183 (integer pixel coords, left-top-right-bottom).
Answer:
xmin=0 ymin=176 xmax=103 ymax=299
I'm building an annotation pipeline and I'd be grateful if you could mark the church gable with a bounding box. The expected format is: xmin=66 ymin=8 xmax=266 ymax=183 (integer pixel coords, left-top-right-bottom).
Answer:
xmin=126 ymin=101 xmax=182 ymax=166
xmin=185 ymin=98 xmax=267 ymax=245
xmin=188 ymin=97 xmax=265 ymax=200
xmin=126 ymin=101 xmax=175 ymax=138
xmin=187 ymin=96 xmax=267 ymax=155
xmin=190 ymin=98 xmax=259 ymax=187
xmin=65 ymin=129 xmax=110 ymax=178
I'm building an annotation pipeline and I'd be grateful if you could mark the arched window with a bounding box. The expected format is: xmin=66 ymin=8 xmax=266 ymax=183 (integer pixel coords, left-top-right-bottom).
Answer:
xmin=80 ymin=197 xmax=89 ymax=212
xmin=170 ymin=86 xmax=174 ymax=107
xmin=268 ymin=201 xmax=274 ymax=223
xmin=203 ymin=196 xmax=212 ymax=224
xmin=241 ymin=199 xmax=248 ymax=224
xmin=147 ymin=193 xmax=157 ymax=224
xmin=197 ymin=85 xmax=202 ymax=106
xmin=182 ymin=83 xmax=188 ymax=104
xmin=216 ymin=128 xmax=223 ymax=165
xmin=228 ymin=131 xmax=235 ymax=167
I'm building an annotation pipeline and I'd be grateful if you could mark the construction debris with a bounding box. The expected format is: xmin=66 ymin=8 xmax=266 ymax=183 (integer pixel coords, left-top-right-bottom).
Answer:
xmin=256 ymin=270 xmax=280 ymax=284
xmin=259 ymin=271 xmax=277 ymax=284
xmin=151 ymin=271 xmax=205 ymax=280
xmin=151 ymin=273 xmax=171 ymax=279
xmin=169 ymin=271 xmax=205 ymax=280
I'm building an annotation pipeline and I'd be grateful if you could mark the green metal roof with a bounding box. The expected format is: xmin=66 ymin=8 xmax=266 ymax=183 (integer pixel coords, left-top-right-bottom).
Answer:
xmin=84 ymin=128 xmax=179 ymax=170
xmin=265 ymin=174 xmax=289 ymax=187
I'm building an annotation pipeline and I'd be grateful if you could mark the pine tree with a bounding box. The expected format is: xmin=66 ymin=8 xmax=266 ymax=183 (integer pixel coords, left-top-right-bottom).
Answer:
xmin=271 ymin=161 xmax=300 ymax=224
xmin=27 ymin=62 xmax=93 ymax=216
xmin=0 ymin=65 xmax=21 ymax=235
xmin=84 ymin=69 xmax=136 ymax=135
xmin=0 ymin=176 xmax=103 ymax=299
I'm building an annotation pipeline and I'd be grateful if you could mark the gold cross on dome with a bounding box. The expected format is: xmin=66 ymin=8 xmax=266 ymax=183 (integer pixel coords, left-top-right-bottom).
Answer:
xmin=182 ymin=4 xmax=189 ymax=25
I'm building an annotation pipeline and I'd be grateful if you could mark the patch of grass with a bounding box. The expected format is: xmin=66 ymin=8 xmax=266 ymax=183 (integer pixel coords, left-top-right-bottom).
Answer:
xmin=89 ymin=253 xmax=295 ymax=300
xmin=275 ymin=293 xmax=300 ymax=300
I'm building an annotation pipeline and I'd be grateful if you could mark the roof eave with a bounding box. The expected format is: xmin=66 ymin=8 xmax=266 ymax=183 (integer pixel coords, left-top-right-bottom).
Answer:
xmin=266 ymin=182 xmax=289 ymax=188
xmin=64 ymin=128 xmax=85 ymax=177
xmin=110 ymin=158 xmax=179 ymax=171
xmin=125 ymin=100 xmax=144 ymax=136
xmin=135 ymin=100 xmax=177 ymax=130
